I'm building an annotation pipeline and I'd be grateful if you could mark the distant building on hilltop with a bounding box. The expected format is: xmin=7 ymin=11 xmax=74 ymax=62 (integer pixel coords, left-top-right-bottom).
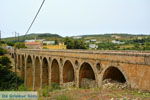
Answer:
xmin=25 ymin=41 xmax=42 ymax=49
xmin=89 ymin=44 xmax=98 ymax=49
xmin=43 ymin=41 xmax=55 ymax=45
xmin=112 ymin=40 xmax=125 ymax=44
xmin=90 ymin=39 xmax=97 ymax=42
xmin=25 ymin=39 xmax=66 ymax=50
xmin=25 ymin=40 xmax=35 ymax=42
xmin=72 ymin=36 xmax=82 ymax=39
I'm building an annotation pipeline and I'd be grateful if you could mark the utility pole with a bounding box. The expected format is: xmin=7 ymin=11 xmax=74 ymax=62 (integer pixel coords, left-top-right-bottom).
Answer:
xmin=0 ymin=30 xmax=1 ymax=42
xmin=18 ymin=33 xmax=19 ymax=42
xmin=14 ymin=32 xmax=20 ymax=42
xmin=15 ymin=32 xmax=17 ymax=42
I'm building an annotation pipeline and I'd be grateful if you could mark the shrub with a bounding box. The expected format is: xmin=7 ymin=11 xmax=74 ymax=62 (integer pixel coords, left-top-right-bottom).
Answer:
xmin=41 ymin=86 xmax=50 ymax=97
xmin=51 ymin=82 xmax=61 ymax=90
xmin=18 ymin=84 xmax=28 ymax=91
xmin=0 ymin=56 xmax=11 ymax=69
xmin=55 ymin=94 xmax=73 ymax=100
xmin=41 ymin=83 xmax=61 ymax=97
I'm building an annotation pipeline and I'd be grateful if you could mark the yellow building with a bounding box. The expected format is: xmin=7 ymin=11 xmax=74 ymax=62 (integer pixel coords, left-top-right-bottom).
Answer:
xmin=43 ymin=43 xmax=66 ymax=50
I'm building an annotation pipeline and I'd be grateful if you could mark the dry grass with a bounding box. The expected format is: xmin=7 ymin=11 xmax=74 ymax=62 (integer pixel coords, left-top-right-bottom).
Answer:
xmin=39 ymin=87 xmax=150 ymax=100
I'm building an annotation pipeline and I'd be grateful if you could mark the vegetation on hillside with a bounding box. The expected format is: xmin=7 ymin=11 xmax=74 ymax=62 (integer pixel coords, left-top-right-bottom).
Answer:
xmin=64 ymin=37 xmax=87 ymax=49
xmin=81 ymin=34 xmax=150 ymax=50
xmin=14 ymin=42 xmax=26 ymax=49
xmin=0 ymin=47 xmax=23 ymax=90
xmin=1 ymin=33 xmax=150 ymax=50
xmin=2 ymin=33 xmax=62 ymax=42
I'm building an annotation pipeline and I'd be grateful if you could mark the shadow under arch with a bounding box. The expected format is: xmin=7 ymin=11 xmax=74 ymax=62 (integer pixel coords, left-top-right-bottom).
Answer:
xmin=51 ymin=59 xmax=60 ymax=84
xmin=79 ymin=62 xmax=96 ymax=88
xmin=63 ymin=60 xmax=75 ymax=83
xmin=26 ymin=55 xmax=33 ymax=89
xmin=12 ymin=53 xmax=15 ymax=58
xmin=102 ymin=66 xmax=126 ymax=83
xmin=34 ymin=56 xmax=41 ymax=90
xmin=42 ymin=57 xmax=49 ymax=87
xmin=17 ymin=55 xmax=21 ymax=69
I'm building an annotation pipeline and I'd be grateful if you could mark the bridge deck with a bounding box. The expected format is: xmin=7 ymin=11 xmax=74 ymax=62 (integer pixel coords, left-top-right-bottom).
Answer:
xmin=17 ymin=49 xmax=150 ymax=56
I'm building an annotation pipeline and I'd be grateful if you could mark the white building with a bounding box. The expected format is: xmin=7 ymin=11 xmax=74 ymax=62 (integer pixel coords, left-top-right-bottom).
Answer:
xmin=85 ymin=40 xmax=90 ymax=43
xmin=72 ymin=36 xmax=82 ymax=39
xmin=112 ymin=40 xmax=125 ymax=44
xmin=25 ymin=40 xmax=35 ymax=42
xmin=43 ymin=41 xmax=55 ymax=45
xmin=90 ymin=39 xmax=97 ymax=42
xmin=89 ymin=44 xmax=98 ymax=49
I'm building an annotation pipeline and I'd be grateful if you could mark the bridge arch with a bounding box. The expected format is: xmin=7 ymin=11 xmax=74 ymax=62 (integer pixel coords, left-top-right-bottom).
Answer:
xmin=42 ymin=57 xmax=49 ymax=87
xmin=79 ymin=62 xmax=96 ymax=88
xmin=63 ymin=60 xmax=75 ymax=83
xmin=51 ymin=59 xmax=60 ymax=84
xmin=34 ymin=56 xmax=41 ymax=90
xmin=26 ymin=55 xmax=33 ymax=89
xmin=21 ymin=55 xmax=25 ymax=80
xmin=102 ymin=66 xmax=127 ymax=83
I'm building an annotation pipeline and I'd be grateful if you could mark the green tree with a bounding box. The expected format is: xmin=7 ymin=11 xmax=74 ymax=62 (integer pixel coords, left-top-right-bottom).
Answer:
xmin=74 ymin=39 xmax=87 ymax=49
xmin=55 ymin=39 xmax=59 ymax=45
xmin=0 ymin=56 xmax=23 ymax=90
xmin=64 ymin=37 xmax=74 ymax=49
xmin=14 ymin=42 xmax=26 ymax=49
xmin=0 ymin=47 xmax=7 ymax=55
xmin=64 ymin=37 xmax=87 ymax=49
xmin=6 ymin=41 xmax=15 ymax=46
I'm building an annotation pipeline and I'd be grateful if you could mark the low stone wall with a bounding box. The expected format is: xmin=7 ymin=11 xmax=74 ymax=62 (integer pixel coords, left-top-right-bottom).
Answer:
xmin=62 ymin=82 xmax=75 ymax=88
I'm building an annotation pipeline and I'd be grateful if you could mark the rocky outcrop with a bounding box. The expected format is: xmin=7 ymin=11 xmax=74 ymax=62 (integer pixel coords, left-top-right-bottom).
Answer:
xmin=102 ymin=79 xmax=130 ymax=89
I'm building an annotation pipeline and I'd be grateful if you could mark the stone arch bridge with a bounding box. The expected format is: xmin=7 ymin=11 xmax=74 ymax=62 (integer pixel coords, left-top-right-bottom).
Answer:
xmin=10 ymin=49 xmax=150 ymax=91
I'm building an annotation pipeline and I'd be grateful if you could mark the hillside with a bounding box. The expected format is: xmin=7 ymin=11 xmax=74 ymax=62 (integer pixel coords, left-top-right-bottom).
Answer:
xmin=3 ymin=33 xmax=62 ymax=42
xmin=80 ymin=33 xmax=149 ymax=42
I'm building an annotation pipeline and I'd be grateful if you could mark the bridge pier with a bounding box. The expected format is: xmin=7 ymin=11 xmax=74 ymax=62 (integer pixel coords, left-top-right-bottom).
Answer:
xmin=75 ymin=70 xmax=80 ymax=88
xmin=59 ymin=65 xmax=63 ymax=86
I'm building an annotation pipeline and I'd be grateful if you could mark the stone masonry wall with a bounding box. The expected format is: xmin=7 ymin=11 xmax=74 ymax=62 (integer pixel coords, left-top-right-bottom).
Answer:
xmin=11 ymin=49 xmax=150 ymax=91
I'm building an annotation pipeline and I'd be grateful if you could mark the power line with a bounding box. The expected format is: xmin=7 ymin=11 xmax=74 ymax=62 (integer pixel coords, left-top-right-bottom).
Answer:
xmin=25 ymin=0 xmax=46 ymax=37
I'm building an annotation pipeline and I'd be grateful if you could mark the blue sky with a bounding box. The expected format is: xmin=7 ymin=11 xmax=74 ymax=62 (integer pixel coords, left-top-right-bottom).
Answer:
xmin=0 ymin=0 xmax=150 ymax=38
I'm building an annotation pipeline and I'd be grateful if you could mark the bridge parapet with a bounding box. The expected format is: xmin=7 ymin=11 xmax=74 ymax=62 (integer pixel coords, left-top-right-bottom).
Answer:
xmin=16 ymin=49 xmax=150 ymax=65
